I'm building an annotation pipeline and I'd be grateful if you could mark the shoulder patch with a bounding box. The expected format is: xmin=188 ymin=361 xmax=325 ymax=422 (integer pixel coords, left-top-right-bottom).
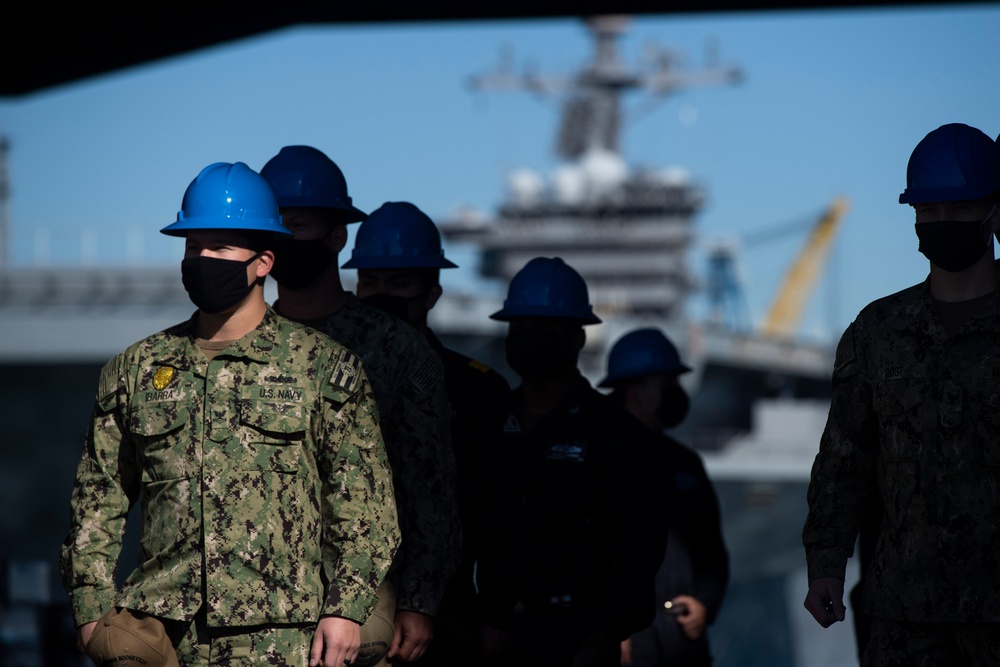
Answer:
xmin=409 ymin=354 xmax=445 ymax=397
xmin=97 ymin=356 xmax=121 ymax=400
xmin=833 ymin=324 xmax=857 ymax=375
xmin=329 ymin=348 xmax=363 ymax=393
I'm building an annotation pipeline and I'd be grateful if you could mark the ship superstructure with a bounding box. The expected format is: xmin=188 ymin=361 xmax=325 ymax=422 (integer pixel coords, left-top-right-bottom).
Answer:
xmin=441 ymin=15 xmax=741 ymax=323
xmin=436 ymin=15 xmax=834 ymax=444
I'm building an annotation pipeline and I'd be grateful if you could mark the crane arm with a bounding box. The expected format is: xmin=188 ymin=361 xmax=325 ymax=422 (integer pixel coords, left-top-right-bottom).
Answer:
xmin=760 ymin=197 xmax=849 ymax=338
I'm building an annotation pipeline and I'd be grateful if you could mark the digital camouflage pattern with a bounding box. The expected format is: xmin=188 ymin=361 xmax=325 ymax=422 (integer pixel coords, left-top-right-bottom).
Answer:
xmin=59 ymin=306 xmax=399 ymax=628
xmin=173 ymin=621 xmax=314 ymax=665
xmin=289 ymin=293 xmax=461 ymax=616
xmin=804 ymin=266 xmax=1000 ymax=622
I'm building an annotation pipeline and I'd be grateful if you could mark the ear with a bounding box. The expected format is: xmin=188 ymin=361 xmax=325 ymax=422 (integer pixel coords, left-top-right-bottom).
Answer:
xmin=424 ymin=283 xmax=443 ymax=310
xmin=329 ymin=224 xmax=349 ymax=254
xmin=255 ymin=250 xmax=274 ymax=278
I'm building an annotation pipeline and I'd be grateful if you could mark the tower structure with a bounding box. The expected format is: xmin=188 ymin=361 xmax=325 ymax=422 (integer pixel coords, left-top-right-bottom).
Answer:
xmin=0 ymin=136 xmax=10 ymax=264
xmin=440 ymin=15 xmax=742 ymax=322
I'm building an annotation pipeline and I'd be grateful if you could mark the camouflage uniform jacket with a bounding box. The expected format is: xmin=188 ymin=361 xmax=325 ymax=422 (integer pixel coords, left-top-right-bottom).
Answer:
xmin=59 ymin=306 xmax=399 ymax=628
xmin=278 ymin=294 xmax=461 ymax=616
xmin=803 ymin=270 xmax=1000 ymax=622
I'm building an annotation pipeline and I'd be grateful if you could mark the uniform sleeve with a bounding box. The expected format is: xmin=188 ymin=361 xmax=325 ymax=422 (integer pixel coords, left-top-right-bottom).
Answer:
xmin=603 ymin=417 xmax=670 ymax=640
xmin=58 ymin=353 xmax=140 ymax=627
xmin=802 ymin=320 xmax=879 ymax=584
xmin=688 ymin=456 xmax=730 ymax=624
xmin=470 ymin=390 xmax=520 ymax=631
xmin=387 ymin=345 xmax=462 ymax=616
xmin=318 ymin=356 xmax=401 ymax=623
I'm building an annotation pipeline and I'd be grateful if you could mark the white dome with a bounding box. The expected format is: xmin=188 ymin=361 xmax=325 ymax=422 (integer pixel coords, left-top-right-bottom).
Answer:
xmin=579 ymin=149 xmax=628 ymax=195
xmin=552 ymin=164 xmax=586 ymax=204
xmin=507 ymin=169 xmax=545 ymax=206
xmin=658 ymin=166 xmax=690 ymax=185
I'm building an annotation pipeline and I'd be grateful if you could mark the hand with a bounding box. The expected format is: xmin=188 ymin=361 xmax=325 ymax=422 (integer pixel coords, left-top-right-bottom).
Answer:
xmin=76 ymin=621 xmax=98 ymax=653
xmin=619 ymin=637 xmax=633 ymax=666
xmin=803 ymin=577 xmax=846 ymax=628
xmin=310 ymin=616 xmax=360 ymax=667
xmin=388 ymin=609 xmax=434 ymax=661
xmin=672 ymin=594 xmax=707 ymax=641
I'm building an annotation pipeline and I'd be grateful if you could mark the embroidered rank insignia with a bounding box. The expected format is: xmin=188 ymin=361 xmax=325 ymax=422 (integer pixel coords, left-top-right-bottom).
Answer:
xmin=153 ymin=366 xmax=175 ymax=391
xmin=331 ymin=349 xmax=362 ymax=392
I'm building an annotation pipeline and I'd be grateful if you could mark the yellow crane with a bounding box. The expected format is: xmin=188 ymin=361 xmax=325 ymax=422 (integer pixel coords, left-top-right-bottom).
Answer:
xmin=760 ymin=196 xmax=849 ymax=339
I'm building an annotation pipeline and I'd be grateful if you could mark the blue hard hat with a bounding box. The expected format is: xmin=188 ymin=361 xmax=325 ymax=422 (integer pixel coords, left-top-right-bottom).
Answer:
xmin=598 ymin=327 xmax=691 ymax=388
xmin=898 ymin=123 xmax=1000 ymax=204
xmin=490 ymin=257 xmax=601 ymax=324
xmin=342 ymin=201 xmax=458 ymax=269
xmin=161 ymin=162 xmax=291 ymax=237
xmin=260 ymin=145 xmax=368 ymax=222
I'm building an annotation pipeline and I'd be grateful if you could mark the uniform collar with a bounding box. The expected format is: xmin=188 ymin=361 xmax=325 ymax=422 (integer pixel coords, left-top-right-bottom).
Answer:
xmin=161 ymin=305 xmax=281 ymax=367
xmin=511 ymin=370 xmax=592 ymax=415
xmin=901 ymin=259 xmax=1000 ymax=339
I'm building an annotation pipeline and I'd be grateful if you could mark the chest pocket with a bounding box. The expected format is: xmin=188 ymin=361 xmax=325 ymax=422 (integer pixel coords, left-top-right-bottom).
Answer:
xmin=874 ymin=377 xmax=929 ymax=462
xmin=128 ymin=401 xmax=191 ymax=481
xmin=239 ymin=400 xmax=306 ymax=472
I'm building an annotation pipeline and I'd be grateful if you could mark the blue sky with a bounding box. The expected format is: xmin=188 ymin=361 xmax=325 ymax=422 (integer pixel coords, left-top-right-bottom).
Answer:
xmin=1 ymin=4 xmax=998 ymax=344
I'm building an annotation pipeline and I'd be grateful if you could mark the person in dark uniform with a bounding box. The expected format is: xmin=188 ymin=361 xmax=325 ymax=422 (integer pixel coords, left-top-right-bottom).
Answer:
xmin=476 ymin=257 xmax=668 ymax=667
xmin=598 ymin=327 xmax=729 ymax=667
xmin=342 ymin=201 xmax=512 ymax=666
xmin=803 ymin=123 xmax=1000 ymax=665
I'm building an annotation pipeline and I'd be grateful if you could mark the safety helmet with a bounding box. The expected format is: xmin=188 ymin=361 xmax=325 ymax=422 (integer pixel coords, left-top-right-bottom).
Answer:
xmin=598 ymin=328 xmax=691 ymax=388
xmin=260 ymin=145 xmax=367 ymax=222
xmin=490 ymin=257 xmax=601 ymax=324
xmin=161 ymin=162 xmax=290 ymax=237
xmin=341 ymin=201 xmax=458 ymax=269
xmin=898 ymin=123 xmax=1000 ymax=204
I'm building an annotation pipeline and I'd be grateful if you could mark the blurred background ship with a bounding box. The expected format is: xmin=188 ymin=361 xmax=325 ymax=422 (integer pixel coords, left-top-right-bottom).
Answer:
xmin=0 ymin=16 xmax=858 ymax=667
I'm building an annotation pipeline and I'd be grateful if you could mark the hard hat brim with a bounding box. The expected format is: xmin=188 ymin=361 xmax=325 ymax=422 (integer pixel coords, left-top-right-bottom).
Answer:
xmin=597 ymin=363 xmax=693 ymax=388
xmin=342 ymin=256 xmax=458 ymax=269
xmin=276 ymin=199 xmax=369 ymax=224
xmin=489 ymin=305 xmax=601 ymax=324
xmin=160 ymin=217 xmax=292 ymax=237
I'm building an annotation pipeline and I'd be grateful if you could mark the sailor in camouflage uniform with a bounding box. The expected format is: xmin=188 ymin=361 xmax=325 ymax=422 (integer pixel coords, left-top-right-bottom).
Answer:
xmin=803 ymin=123 xmax=1000 ymax=665
xmin=260 ymin=147 xmax=461 ymax=664
xmin=343 ymin=202 xmax=512 ymax=666
xmin=59 ymin=162 xmax=399 ymax=667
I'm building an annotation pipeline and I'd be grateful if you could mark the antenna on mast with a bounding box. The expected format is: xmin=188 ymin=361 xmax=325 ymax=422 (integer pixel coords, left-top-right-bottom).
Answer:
xmin=467 ymin=15 xmax=744 ymax=162
xmin=0 ymin=135 xmax=9 ymax=264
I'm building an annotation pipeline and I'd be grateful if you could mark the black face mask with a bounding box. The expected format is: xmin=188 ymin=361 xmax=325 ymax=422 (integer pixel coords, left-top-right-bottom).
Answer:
xmin=915 ymin=211 xmax=993 ymax=273
xmin=181 ymin=254 xmax=259 ymax=314
xmin=505 ymin=328 xmax=579 ymax=381
xmin=656 ymin=385 xmax=690 ymax=429
xmin=270 ymin=235 xmax=334 ymax=289
xmin=360 ymin=292 xmax=423 ymax=324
